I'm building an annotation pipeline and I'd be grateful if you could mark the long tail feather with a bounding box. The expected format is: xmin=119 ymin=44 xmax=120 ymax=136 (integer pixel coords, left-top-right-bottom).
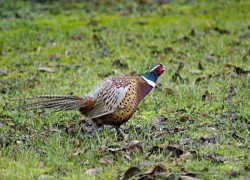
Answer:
xmin=9 ymin=95 xmax=87 ymax=112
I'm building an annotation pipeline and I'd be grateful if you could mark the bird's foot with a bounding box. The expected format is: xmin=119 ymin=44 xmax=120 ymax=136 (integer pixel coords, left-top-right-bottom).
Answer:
xmin=115 ymin=126 xmax=126 ymax=137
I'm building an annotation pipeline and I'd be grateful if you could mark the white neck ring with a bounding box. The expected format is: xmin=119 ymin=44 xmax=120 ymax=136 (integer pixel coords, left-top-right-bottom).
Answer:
xmin=141 ymin=76 xmax=156 ymax=87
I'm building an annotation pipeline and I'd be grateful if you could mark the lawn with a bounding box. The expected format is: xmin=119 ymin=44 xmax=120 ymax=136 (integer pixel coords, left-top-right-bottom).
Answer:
xmin=0 ymin=0 xmax=250 ymax=179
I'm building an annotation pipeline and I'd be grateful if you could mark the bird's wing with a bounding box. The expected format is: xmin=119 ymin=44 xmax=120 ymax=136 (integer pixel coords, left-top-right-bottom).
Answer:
xmin=88 ymin=77 xmax=131 ymax=118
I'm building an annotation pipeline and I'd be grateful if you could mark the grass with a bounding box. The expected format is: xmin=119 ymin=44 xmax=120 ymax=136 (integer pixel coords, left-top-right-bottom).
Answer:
xmin=0 ymin=0 xmax=250 ymax=179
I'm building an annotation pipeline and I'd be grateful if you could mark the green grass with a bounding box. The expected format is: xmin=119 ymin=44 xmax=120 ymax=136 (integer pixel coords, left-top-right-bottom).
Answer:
xmin=1 ymin=0 xmax=250 ymax=179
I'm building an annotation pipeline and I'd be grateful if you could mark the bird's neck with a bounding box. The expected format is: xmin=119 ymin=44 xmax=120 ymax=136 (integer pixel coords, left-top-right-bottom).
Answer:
xmin=141 ymin=74 xmax=156 ymax=87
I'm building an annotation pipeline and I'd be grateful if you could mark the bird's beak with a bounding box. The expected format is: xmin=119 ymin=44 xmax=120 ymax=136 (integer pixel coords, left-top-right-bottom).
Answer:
xmin=162 ymin=65 xmax=165 ymax=71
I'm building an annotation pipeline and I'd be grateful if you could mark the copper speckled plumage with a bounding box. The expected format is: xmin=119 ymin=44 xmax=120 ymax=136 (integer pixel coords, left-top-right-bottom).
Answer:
xmin=9 ymin=63 xmax=165 ymax=134
xmin=89 ymin=76 xmax=152 ymax=127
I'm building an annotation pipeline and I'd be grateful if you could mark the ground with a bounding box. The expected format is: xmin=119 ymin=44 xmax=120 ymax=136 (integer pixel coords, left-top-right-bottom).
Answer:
xmin=0 ymin=0 xmax=250 ymax=179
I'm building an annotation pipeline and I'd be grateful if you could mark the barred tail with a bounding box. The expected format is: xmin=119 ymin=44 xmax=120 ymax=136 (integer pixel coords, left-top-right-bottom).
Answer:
xmin=9 ymin=95 xmax=88 ymax=112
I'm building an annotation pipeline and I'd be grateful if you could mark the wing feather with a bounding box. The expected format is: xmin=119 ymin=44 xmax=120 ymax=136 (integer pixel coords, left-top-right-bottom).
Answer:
xmin=88 ymin=77 xmax=131 ymax=118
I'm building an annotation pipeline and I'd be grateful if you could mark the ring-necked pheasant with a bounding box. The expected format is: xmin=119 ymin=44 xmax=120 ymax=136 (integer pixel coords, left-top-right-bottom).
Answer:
xmin=10 ymin=63 xmax=165 ymax=135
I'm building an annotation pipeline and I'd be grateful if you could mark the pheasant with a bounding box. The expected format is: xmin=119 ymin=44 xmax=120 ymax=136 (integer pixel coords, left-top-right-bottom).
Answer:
xmin=10 ymin=63 xmax=165 ymax=135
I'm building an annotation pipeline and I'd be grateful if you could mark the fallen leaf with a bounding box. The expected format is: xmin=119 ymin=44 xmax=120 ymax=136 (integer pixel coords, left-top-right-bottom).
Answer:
xmin=165 ymin=146 xmax=184 ymax=156
xmin=224 ymin=63 xmax=235 ymax=68
xmin=221 ymin=110 xmax=237 ymax=117
xmin=229 ymin=168 xmax=239 ymax=177
xmin=88 ymin=20 xmax=98 ymax=26
xmin=123 ymin=167 xmax=141 ymax=180
xmin=176 ymin=35 xmax=190 ymax=42
xmin=119 ymin=10 xmax=130 ymax=16
xmin=232 ymin=133 xmax=245 ymax=141
xmin=198 ymin=61 xmax=204 ymax=70
xmin=127 ymin=144 xmax=144 ymax=156
xmin=108 ymin=144 xmax=143 ymax=157
xmin=112 ymin=59 xmax=128 ymax=68
xmin=0 ymin=67 xmax=8 ymax=75
xmin=187 ymin=102 xmax=194 ymax=108
xmin=165 ymin=88 xmax=175 ymax=95
xmin=201 ymin=112 xmax=210 ymax=118
xmin=71 ymin=33 xmax=85 ymax=40
xmin=159 ymin=0 xmax=170 ymax=5
xmin=69 ymin=138 xmax=82 ymax=147
xmin=190 ymin=69 xmax=201 ymax=74
xmin=155 ymin=83 xmax=162 ymax=90
xmin=85 ymin=168 xmax=99 ymax=176
xmin=202 ymin=90 xmax=211 ymax=102
xmin=181 ymin=168 xmax=199 ymax=177
xmin=151 ymin=49 xmax=160 ymax=56
xmin=225 ymin=95 xmax=234 ymax=103
xmin=234 ymin=66 xmax=250 ymax=75
xmin=57 ymin=167 xmax=67 ymax=177
xmin=214 ymin=27 xmax=230 ymax=34
xmin=225 ymin=64 xmax=250 ymax=74
xmin=48 ymin=54 xmax=59 ymax=60
xmin=239 ymin=29 xmax=250 ymax=38
xmin=93 ymin=26 xmax=107 ymax=32
xmin=15 ymin=12 xmax=21 ymax=18
xmin=39 ymin=174 xmax=52 ymax=179
xmin=147 ymin=45 xmax=157 ymax=50
xmin=195 ymin=77 xmax=205 ymax=83
xmin=93 ymin=34 xmax=102 ymax=44
xmin=180 ymin=116 xmax=189 ymax=122
xmin=1 ymin=88 xmax=6 ymax=94
xmin=243 ymin=50 xmax=250 ymax=61
xmin=70 ymin=150 xmax=81 ymax=159
xmin=48 ymin=62 xmax=65 ymax=67
xmin=205 ymin=55 xmax=217 ymax=62
xmin=124 ymin=134 xmax=130 ymax=142
xmin=228 ymin=84 xmax=236 ymax=95
xmin=39 ymin=161 xmax=46 ymax=169
xmin=164 ymin=47 xmax=173 ymax=54
xmin=149 ymin=165 xmax=167 ymax=176
xmin=129 ymin=140 xmax=140 ymax=146
xmin=190 ymin=29 xmax=196 ymax=36
xmin=202 ymin=153 xmax=223 ymax=163
xmin=239 ymin=116 xmax=250 ymax=124
xmin=148 ymin=146 xmax=164 ymax=155
xmin=38 ymin=67 xmax=58 ymax=73
xmin=99 ymin=145 xmax=108 ymax=152
xmin=179 ymin=176 xmax=202 ymax=180
xmin=80 ymin=120 xmax=98 ymax=135
xmin=108 ymin=147 xmax=123 ymax=154
xmin=245 ymin=166 xmax=250 ymax=172
xmin=100 ymin=156 xmax=112 ymax=164
xmin=102 ymin=49 xmax=110 ymax=56
xmin=98 ymin=72 xmax=113 ymax=78
xmin=200 ymin=133 xmax=217 ymax=144
xmin=152 ymin=115 xmax=167 ymax=125
xmin=241 ymin=176 xmax=250 ymax=180
xmin=137 ymin=20 xmax=147 ymax=25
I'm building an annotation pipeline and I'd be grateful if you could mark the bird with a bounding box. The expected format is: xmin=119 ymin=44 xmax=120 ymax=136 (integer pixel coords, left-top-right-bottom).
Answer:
xmin=9 ymin=63 xmax=165 ymax=135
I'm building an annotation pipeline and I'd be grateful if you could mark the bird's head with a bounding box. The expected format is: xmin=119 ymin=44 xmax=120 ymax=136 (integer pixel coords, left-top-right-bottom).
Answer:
xmin=141 ymin=63 xmax=165 ymax=87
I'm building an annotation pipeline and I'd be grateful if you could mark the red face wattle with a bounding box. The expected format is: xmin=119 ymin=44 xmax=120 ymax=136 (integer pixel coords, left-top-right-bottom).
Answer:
xmin=156 ymin=65 xmax=164 ymax=75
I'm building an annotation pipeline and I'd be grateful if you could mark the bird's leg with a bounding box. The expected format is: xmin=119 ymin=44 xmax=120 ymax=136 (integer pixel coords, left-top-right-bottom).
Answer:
xmin=115 ymin=125 xmax=126 ymax=137
xmin=96 ymin=123 xmax=103 ymax=131
xmin=95 ymin=123 xmax=103 ymax=144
